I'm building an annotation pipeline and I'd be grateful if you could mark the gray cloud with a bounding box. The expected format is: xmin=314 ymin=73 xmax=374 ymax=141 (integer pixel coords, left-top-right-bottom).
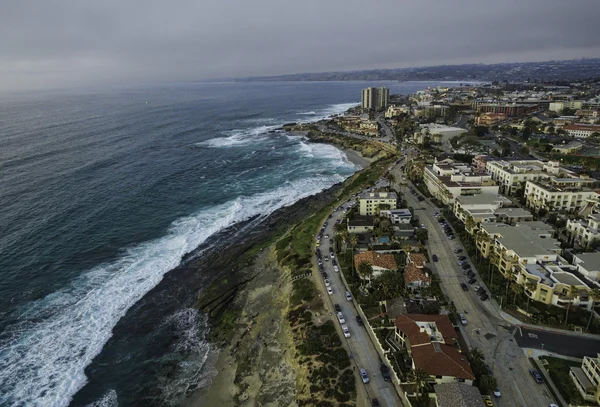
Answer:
xmin=1 ymin=0 xmax=599 ymax=91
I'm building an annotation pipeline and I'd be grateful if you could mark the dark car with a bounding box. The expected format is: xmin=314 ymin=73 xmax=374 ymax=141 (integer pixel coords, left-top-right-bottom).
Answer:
xmin=371 ymin=399 xmax=380 ymax=407
xmin=322 ymin=272 xmax=328 ymax=279
xmin=334 ymin=304 xmax=341 ymax=312
xmin=454 ymin=248 xmax=463 ymax=253
xmin=529 ymin=369 xmax=543 ymax=383
xmin=356 ymin=315 xmax=364 ymax=326
xmin=467 ymin=271 xmax=475 ymax=277
xmin=461 ymin=264 xmax=471 ymax=270
xmin=468 ymin=278 xmax=477 ymax=284
xmin=480 ymin=293 xmax=489 ymax=301
xmin=418 ymin=196 xmax=425 ymax=201
xmin=476 ymin=287 xmax=486 ymax=295
xmin=380 ymin=363 xmax=391 ymax=381
xmin=460 ymin=283 xmax=469 ymax=291
xmin=432 ymin=254 xmax=438 ymax=262
xmin=458 ymin=255 xmax=467 ymax=261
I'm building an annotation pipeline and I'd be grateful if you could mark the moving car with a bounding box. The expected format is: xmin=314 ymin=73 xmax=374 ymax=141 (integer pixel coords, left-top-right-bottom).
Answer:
xmin=460 ymin=314 xmax=468 ymax=325
xmin=342 ymin=324 xmax=351 ymax=338
xmin=360 ymin=368 xmax=370 ymax=384
xmin=337 ymin=312 xmax=345 ymax=324
xmin=432 ymin=254 xmax=438 ymax=262
xmin=327 ymin=287 xmax=333 ymax=295
xmin=345 ymin=291 xmax=352 ymax=301
xmin=529 ymin=369 xmax=543 ymax=383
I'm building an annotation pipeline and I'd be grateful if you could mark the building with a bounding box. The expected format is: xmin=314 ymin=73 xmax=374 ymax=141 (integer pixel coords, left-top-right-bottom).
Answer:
xmin=380 ymin=208 xmax=412 ymax=224
xmin=575 ymin=109 xmax=600 ymax=119
xmin=453 ymin=194 xmax=513 ymax=231
xmin=413 ymin=105 xmax=449 ymax=119
xmin=524 ymin=176 xmax=598 ymax=214
xmin=566 ymin=214 xmax=600 ymax=249
xmin=564 ymin=123 xmax=600 ymax=138
xmin=549 ymin=100 xmax=584 ymax=113
xmin=494 ymin=207 xmax=534 ymax=225
xmin=476 ymin=112 xmax=507 ymax=127
xmin=473 ymin=102 xmax=538 ymax=117
xmin=552 ymin=141 xmax=583 ymax=154
xmin=434 ymin=383 xmax=485 ymax=407
xmin=570 ymin=354 xmax=600 ymax=404
xmin=394 ymin=314 xmax=475 ymax=385
xmin=358 ymin=191 xmax=397 ymax=216
xmin=472 ymin=155 xmax=490 ymax=173
xmin=404 ymin=253 xmax=430 ymax=289
xmin=334 ymin=115 xmax=380 ymax=136
xmin=486 ymin=159 xmax=577 ymax=196
xmin=477 ymin=223 xmax=594 ymax=309
xmin=362 ymin=87 xmax=389 ymax=110
xmin=419 ymin=124 xmax=467 ymax=145
xmin=347 ymin=215 xmax=375 ymax=234
xmin=573 ymin=252 xmax=600 ymax=284
xmin=385 ymin=105 xmax=410 ymax=118
xmin=353 ymin=251 xmax=397 ymax=279
xmin=423 ymin=161 xmax=499 ymax=205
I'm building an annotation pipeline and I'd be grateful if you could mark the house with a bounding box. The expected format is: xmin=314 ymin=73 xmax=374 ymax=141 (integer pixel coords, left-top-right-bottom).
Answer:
xmin=358 ymin=191 xmax=397 ymax=216
xmin=394 ymin=314 xmax=475 ymax=385
xmin=347 ymin=215 xmax=375 ymax=234
xmin=353 ymin=251 xmax=397 ymax=279
xmin=476 ymin=112 xmax=506 ymax=127
xmin=404 ymin=253 xmax=431 ymax=289
xmin=572 ymin=252 xmax=600 ymax=283
xmin=566 ymin=214 xmax=600 ymax=249
xmin=434 ymin=383 xmax=485 ymax=407
xmin=570 ymin=354 xmax=600 ymax=404
xmin=553 ymin=141 xmax=583 ymax=154
xmin=380 ymin=208 xmax=412 ymax=224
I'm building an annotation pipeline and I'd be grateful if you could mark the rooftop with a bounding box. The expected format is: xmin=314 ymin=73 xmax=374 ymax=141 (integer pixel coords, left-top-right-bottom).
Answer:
xmin=574 ymin=252 xmax=600 ymax=271
xmin=382 ymin=208 xmax=412 ymax=216
xmin=456 ymin=194 xmax=511 ymax=206
xmin=354 ymin=251 xmax=397 ymax=271
xmin=483 ymin=223 xmax=561 ymax=258
xmin=348 ymin=215 xmax=374 ymax=227
xmin=495 ymin=207 xmax=534 ymax=218
xmin=434 ymin=383 xmax=486 ymax=407
xmin=404 ymin=264 xmax=431 ymax=284
xmin=359 ymin=191 xmax=397 ymax=200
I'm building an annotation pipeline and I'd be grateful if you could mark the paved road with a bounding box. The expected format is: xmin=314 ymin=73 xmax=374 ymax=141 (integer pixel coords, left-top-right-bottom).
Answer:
xmin=514 ymin=326 xmax=600 ymax=358
xmin=393 ymin=165 xmax=557 ymax=407
xmin=314 ymin=193 xmax=403 ymax=407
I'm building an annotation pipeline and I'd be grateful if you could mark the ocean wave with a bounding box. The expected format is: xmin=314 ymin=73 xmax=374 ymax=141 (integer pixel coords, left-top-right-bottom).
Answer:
xmin=301 ymin=102 xmax=359 ymax=123
xmin=0 ymin=174 xmax=347 ymax=407
xmin=295 ymin=141 xmax=358 ymax=169
xmin=197 ymin=125 xmax=279 ymax=148
xmin=297 ymin=111 xmax=316 ymax=115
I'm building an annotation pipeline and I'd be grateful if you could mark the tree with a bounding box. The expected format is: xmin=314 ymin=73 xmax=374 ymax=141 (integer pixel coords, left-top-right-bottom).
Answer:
xmin=415 ymin=228 xmax=428 ymax=243
xmin=586 ymin=288 xmax=600 ymax=331
xmin=349 ymin=234 xmax=358 ymax=276
xmin=479 ymin=375 xmax=498 ymax=396
xmin=512 ymin=283 xmax=524 ymax=305
xmin=564 ymin=285 xmax=578 ymax=327
xmin=357 ymin=261 xmax=374 ymax=281
xmin=505 ymin=267 xmax=516 ymax=302
xmin=470 ymin=347 xmax=485 ymax=363
xmin=525 ymin=279 xmax=537 ymax=312
xmin=386 ymin=172 xmax=396 ymax=188
xmin=407 ymin=368 xmax=431 ymax=397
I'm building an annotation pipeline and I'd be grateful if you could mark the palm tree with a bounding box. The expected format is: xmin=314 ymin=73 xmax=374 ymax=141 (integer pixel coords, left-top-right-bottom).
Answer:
xmin=357 ymin=261 xmax=374 ymax=281
xmin=465 ymin=215 xmax=476 ymax=236
xmin=525 ymin=279 xmax=537 ymax=312
xmin=488 ymin=251 xmax=500 ymax=285
xmin=349 ymin=234 xmax=358 ymax=276
xmin=586 ymin=288 xmax=600 ymax=331
xmin=505 ymin=267 xmax=516 ymax=301
xmin=564 ymin=285 xmax=578 ymax=327
xmin=386 ymin=172 xmax=396 ymax=188
xmin=470 ymin=347 xmax=485 ymax=363
xmin=407 ymin=368 xmax=430 ymax=397
xmin=512 ymin=283 xmax=524 ymax=305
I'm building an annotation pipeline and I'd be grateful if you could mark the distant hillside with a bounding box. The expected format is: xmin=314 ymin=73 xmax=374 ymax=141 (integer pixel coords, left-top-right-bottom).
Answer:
xmin=237 ymin=58 xmax=600 ymax=83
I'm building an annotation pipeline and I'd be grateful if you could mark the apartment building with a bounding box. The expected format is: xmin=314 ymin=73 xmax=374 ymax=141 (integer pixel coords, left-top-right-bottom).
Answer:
xmin=423 ymin=161 xmax=498 ymax=205
xmin=380 ymin=208 xmax=412 ymax=224
xmin=566 ymin=214 xmax=600 ymax=249
xmin=385 ymin=105 xmax=410 ymax=118
xmin=394 ymin=314 xmax=475 ymax=385
xmin=418 ymin=124 xmax=467 ymax=145
xmin=478 ymin=223 xmax=593 ymax=309
xmin=552 ymin=141 xmax=583 ymax=154
xmin=347 ymin=215 xmax=374 ymax=234
xmin=476 ymin=112 xmax=507 ymax=127
xmin=362 ymin=87 xmax=389 ymax=109
xmin=524 ymin=176 xmax=598 ymax=213
xmin=453 ymin=194 xmax=512 ymax=231
xmin=570 ymin=354 xmax=600 ymax=404
xmin=564 ymin=123 xmax=600 ymax=138
xmin=486 ymin=159 xmax=577 ymax=196
xmin=472 ymin=102 xmax=538 ymax=116
xmin=358 ymin=191 xmax=397 ymax=216
xmin=572 ymin=252 xmax=600 ymax=284
xmin=549 ymin=100 xmax=584 ymax=113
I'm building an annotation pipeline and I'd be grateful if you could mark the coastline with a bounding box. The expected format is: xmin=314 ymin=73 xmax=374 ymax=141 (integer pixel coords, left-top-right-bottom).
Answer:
xmin=342 ymin=147 xmax=372 ymax=169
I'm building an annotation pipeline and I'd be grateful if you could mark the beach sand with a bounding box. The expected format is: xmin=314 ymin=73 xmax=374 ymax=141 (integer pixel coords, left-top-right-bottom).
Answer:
xmin=342 ymin=148 xmax=373 ymax=169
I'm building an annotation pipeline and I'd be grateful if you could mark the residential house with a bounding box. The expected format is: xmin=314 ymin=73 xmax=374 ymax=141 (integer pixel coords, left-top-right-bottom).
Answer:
xmin=347 ymin=215 xmax=375 ymax=234
xmin=572 ymin=252 xmax=600 ymax=284
xmin=423 ymin=161 xmax=498 ymax=205
xmin=358 ymin=191 xmax=397 ymax=216
xmin=353 ymin=251 xmax=397 ymax=279
xmin=404 ymin=253 xmax=431 ymax=289
xmin=566 ymin=214 xmax=600 ymax=249
xmin=476 ymin=112 xmax=506 ymax=127
xmin=380 ymin=208 xmax=412 ymax=224
xmin=570 ymin=354 xmax=600 ymax=404
xmin=394 ymin=314 xmax=475 ymax=385
xmin=486 ymin=159 xmax=566 ymax=196
xmin=434 ymin=383 xmax=486 ymax=407
xmin=552 ymin=141 xmax=583 ymax=154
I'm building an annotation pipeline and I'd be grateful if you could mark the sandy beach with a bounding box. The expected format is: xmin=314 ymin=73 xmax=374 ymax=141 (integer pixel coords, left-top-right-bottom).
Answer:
xmin=342 ymin=148 xmax=373 ymax=169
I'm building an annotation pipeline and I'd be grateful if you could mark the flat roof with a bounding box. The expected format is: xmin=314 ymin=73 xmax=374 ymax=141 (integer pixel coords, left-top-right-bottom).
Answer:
xmin=457 ymin=194 xmax=511 ymax=206
xmin=495 ymin=207 xmax=534 ymax=218
xmin=574 ymin=252 xmax=600 ymax=271
xmin=359 ymin=191 xmax=397 ymax=199
xmin=552 ymin=272 xmax=584 ymax=286
xmin=348 ymin=215 xmax=374 ymax=227
xmin=483 ymin=224 xmax=560 ymax=258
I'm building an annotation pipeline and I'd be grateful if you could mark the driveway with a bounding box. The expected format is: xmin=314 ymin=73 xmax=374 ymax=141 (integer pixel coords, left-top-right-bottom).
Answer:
xmin=394 ymin=165 xmax=557 ymax=407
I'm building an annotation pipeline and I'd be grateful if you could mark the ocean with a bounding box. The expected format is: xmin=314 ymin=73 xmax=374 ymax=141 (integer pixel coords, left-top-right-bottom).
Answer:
xmin=0 ymin=80 xmax=450 ymax=406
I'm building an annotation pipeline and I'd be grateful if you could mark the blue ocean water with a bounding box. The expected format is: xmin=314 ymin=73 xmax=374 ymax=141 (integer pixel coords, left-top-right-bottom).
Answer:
xmin=0 ymin=81 xmax=449 ymax=406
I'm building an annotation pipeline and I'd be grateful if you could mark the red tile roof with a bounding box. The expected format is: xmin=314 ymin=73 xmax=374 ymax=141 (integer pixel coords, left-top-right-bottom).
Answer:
xmin=408 ymin=253 xmax=426 ymax=268
xmin=404 ymin=263 xmax=431 ymax=284
xmin=354 ymin=251 xmax=397 ymax=271
xmin=395 ymin=314 xmax=474 ymax=380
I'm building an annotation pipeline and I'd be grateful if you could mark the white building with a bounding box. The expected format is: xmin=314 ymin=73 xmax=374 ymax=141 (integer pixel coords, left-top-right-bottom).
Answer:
xmin=524 ymin=176 xmax=598 ymax=214
xmin=549 ymin=100 xmax=584 ymax=113
xmin=385 ymin=105 xmax=410 ymax=118
xmin=380 ymin=208 xmax=412 ymax=224
xmin=418 ymin=124 xmax=467 ymax=145
xmin=566 ymin=214 xmax=600 ymax=249
xmin=362 ymin=87 xmax=389 ymax=109
xmin=570 ymin=354 xmax=600 ymax=404
xmin=572 ymin=252 xmax=600 ymax=284
xmin=564 ymin=123 xmax=600 ymax=138
xmin=358 ymin=191 xmax=397 ymax=216
xmin=423 ymin=161 xmax=498 ymax=205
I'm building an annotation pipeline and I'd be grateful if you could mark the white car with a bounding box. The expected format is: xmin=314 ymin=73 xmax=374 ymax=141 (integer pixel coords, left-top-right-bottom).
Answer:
xmin=327 ymin=287 xmax=333 ymax=295
xmin=345 ymin=291 xmax=352 ymax=301
xmin=342 ymin=324 xmax=351 ymax=338
xmin=493 ymin=388 xmax=501 ymax=397
xmin=337 ymin=312 xmax=345 ymax=324
xmin=333 ymin=265 xmax=339 ymax=272
xmin=330 ymin=252 xmax=335 ymax=259
xmin=324 ymin=279 xmax=331 ymax=287
xmin=460 ymin=314 xmax=468 ymax=326
xmin=473 ymin=285 xmax=481 ymax=292
xmin=360 ymin=368 xmax=370 ymax=384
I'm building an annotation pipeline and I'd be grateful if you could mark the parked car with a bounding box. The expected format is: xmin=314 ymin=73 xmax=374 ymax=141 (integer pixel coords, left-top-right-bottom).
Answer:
xmin=460 ymin=283 xmax=469 ymax=291
xmin=468 ymin=278 xmax=477 ymax=284
xmin=334 ymin=304 xmax=341 ymax=312
xmin=337 ymin=312 xmax=345 ymax=324
xmin=322 ymin=272 xmax=328 ymax=279
xmin=454 ymin=248 xmax=463 ymax=253
xmin=356 ymin=315 xmax=364 ymax=326
xmin=342 ymin=324 xmax=351 ymax=338
xmin=371 ymin=399 xmax=380 ymax=407
xmin=330 ymin=252 xmax=335 ymax=259
xmin=458 ymin=255 xmax=467 ymax=261
xmin=486 ymin=364 xmax=493 ymax=376
xmin=483 ymin=395 xmax=493 ymax=406
xmin=480 ymin=293 xmax=489 ymax=301
xmin=463 ymin=269 xmax=471 ymax=275
xmin=477 ymin=287 xmax=486 ymax=296
xmin=473 ymin=285 xmax=481 ymax=292
xmin=360 ymin=368 xmax=370 ymax=384
xmin=327 ymin=287 xmax=333 ymax=295
xmin=333 ymin=265 xmax=339 ymax=272
xmin=345 ymin=291 xmax=353 ymax=301
xmin=448 ymin=235 xmax=455 ymax=240
xmin=529 ymin=369 xmax=543 ymax=383
xmin=461 ymin=264 xmax=471 ymax=270
xmin=380 ymin=363 xmax=391 ymax=381
xmin=432 ymin=254 xmax=438 ymax=262
xmin=493 ymin=388 xmax=501 ymax=397
xmin=324 ymin=279 xmax=331 ymax=287
xmin=460 ymin=314 xmax=468 ymax=325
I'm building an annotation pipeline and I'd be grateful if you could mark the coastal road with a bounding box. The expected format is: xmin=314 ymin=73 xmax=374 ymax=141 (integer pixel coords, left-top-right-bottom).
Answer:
xmin=394 ymin=166 xmax=557 ymax=407
xmin=514 ymin=326 xmax=600 ymax=359
xmin=315 ymin=196 xmax=404 ymax=406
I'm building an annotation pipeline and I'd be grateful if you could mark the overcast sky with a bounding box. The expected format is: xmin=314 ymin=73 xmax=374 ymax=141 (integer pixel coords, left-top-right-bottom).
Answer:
xmin=1 ymin=0 xmax=600 ymax=91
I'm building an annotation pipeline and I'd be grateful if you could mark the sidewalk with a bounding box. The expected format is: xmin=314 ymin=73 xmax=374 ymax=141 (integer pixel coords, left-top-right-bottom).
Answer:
xmin=500 ymin=310 xmax=600 ymax=339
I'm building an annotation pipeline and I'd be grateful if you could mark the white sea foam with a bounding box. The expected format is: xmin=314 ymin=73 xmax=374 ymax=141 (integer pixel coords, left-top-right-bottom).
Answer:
xmin=297 ymin=111 xmax=316 ymax=115
xmin=301 ymin=102 xmax=359 ymax=123
xmin=295 ymin=141 xmax=358 ymax=170
xmin=197 ymin=125 xmax=279 ymax=148
xmin=0 ymin=174 xmax=347 ymax=407
xmin=84 ymin=389 xmax=118 ymax=407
